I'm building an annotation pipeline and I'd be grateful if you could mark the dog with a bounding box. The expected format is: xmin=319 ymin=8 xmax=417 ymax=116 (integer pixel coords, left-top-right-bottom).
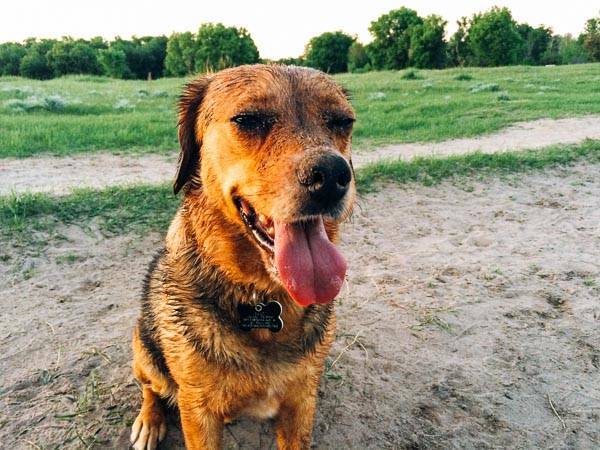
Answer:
xmin=130 ymin=64 xmax=356 ymax=450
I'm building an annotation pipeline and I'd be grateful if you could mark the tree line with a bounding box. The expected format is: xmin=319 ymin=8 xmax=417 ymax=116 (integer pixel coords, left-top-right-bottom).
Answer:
xmin=307 ymin=7 xmax=600 ymax=74
xmin=0 ymin=7 xmax=598 ymax=79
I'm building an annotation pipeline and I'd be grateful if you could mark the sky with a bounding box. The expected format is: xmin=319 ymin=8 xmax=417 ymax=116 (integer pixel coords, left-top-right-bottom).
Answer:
xmin=1 ymin=0 xmax=597 ymax=59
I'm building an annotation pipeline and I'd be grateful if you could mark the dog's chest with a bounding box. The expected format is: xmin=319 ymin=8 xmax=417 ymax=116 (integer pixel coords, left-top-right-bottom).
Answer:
xmin=240 ymin=387 xmax=281 ymax=419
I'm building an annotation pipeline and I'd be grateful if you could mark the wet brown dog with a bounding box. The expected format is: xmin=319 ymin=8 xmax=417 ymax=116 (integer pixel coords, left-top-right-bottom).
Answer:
xmin=130 ymin=64 xmax=355 ymax=449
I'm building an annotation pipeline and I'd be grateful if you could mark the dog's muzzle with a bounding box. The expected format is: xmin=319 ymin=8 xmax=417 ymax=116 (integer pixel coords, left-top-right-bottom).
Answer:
xmin=296 ymin=151 xmax=352 ymax=215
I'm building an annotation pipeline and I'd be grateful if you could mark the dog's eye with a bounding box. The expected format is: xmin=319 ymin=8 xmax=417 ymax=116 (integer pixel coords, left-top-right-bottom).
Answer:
xmin=326 ymin=115 xmax=355 ymax=132
xmin=231 ymin=112 xmax=275 ymax=135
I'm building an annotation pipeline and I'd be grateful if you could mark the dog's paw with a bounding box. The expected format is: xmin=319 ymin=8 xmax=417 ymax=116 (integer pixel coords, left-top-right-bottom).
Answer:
xmin=130 ymin=406 xmax=167 ymax=450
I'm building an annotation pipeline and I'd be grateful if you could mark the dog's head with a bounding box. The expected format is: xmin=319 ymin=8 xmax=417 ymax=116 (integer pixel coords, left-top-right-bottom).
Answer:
xmin=175 ymin=65 xmax=355 ymax=306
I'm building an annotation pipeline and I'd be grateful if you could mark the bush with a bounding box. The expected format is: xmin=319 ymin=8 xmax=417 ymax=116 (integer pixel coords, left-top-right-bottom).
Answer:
xmin=1 ymin=85 xmax=34 ymax=96
xmin=3 ymin=94 xmax=68 ymax=113
xmin=43 ymin=94 xmax=68 ymax=111
xmin=351 ymin=65 xmax=371 ymax=74
xmin=4 ymin=98 xmax=38 ymax=113
xmin=304 ymin=31 xmax=354 ymax=73
xmin=454 ymin=73 xmax=473 ymax=81
xmin=401 ymin=69 xmax=422 ymax=80
xmin=469 ymin=82 xmax=500 ymax=93
xmin=367 ymin=92 xmax=386 ymax=100
xmin=114 ymin=99 xmax=135 ymax=110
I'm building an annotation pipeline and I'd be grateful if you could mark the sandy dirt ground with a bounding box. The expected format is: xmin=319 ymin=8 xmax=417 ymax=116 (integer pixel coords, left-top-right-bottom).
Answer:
xmin=1 ymin=116 xmax=600 ymax=196
xmin=1 ymin=162 xmax=598 ymax=449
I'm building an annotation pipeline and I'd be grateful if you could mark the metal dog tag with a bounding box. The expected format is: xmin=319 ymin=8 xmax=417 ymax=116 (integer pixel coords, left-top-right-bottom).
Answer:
xmin=238 ymin=301 xmax=283 ymax=332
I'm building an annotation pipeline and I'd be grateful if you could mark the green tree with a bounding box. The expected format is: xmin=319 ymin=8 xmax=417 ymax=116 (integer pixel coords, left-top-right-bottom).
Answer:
xmin=467 ymin=7 xmax=524 ymax=66
xmin=273 ymin=56 xmax=305 ymax=66
xmin=142 ymin=36 xmax=168 ymax=78
xmin=46 ymin=39 xmax=101 ymax=76
xmin=165 ymin=32 xmax=196 ymax=76
xmin=447 ymin=17 xmax=470 ymax=66
xmin=304 ymin=31 xmax=355 ymax=73
xmin=541 ymin=34 xmax=561 ymax=64
xmin=89 ymin=36 xmax=108 ymax=50
xmin=367 ymin=7 xmax=423 ymax=70
xmin=558 ymin=34 xmax=589 ymax=64
xmin=583 ymin=34 xmax=600 ymax=61
xmin=517 ymin=24 xmax=552 ymax=65
xmin=583 ymin=15 xmax=600 ymax=61
xmin=409 ymin=15 xmax=447 ymax=68
xmin=0 ymin=43 xmax=26 ymax=76
xmin=109 ymin=36 xmax=168 ymax=79
xmin=347 ymin=42 xmax=370 ymax=72
xmin=98 ymin=47 xmax=132 ymax=78
xmin=194 ymin=23 xmax=259 ymax=73
xmin=20 ymin=42 xmax=53 ymax=79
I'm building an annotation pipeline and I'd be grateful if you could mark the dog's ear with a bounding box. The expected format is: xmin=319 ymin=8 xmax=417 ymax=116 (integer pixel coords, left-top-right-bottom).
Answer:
xmin=174 ymin=77 xmax=211 ymax=194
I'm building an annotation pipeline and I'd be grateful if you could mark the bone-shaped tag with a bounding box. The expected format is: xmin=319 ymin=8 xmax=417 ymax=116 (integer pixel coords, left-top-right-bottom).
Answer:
xmin=238 ymin=301 xmax=283 ymax=332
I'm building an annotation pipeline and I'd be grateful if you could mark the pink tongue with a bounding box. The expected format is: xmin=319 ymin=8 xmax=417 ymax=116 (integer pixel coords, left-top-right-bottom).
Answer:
xmin=274 ymin=217 xmax=347 ymax=306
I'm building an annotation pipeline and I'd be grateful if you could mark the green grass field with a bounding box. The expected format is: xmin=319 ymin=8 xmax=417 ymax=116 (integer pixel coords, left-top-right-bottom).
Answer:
xmin=1 ymin=64 xmax=599 ymax=158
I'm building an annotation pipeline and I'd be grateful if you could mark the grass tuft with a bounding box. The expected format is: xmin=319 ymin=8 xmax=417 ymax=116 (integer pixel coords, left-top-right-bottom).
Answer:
xmin=1 ymin=184 xmax=178 ymax=241
xmin=3 ymin=94 xmax=69 ymax=113
xmin=454 ymin=73 xmax=473 ymax=81
xmin=401 ymin=69 xmax=422 ymax=80
xmin=355 ymin=140 xmax=600 ymax=192
xmin=114 ymin=98 xmax=135 ymax=110
xmin=469 ymin=82 xmax=500 ymax=93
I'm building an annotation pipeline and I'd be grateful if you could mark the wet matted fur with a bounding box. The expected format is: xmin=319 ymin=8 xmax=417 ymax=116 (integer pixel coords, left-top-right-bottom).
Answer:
xmin=130 ymin=64 xmax=355 ymax=450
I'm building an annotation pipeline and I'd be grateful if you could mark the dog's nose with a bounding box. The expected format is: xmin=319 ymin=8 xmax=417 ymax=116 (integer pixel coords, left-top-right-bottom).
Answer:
xmin=297 ymin=152 xmax=351 ymax=207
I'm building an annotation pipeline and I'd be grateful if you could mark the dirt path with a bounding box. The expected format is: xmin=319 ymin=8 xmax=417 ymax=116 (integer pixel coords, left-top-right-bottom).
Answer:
xmin=1 ymin=162 xmax=598 ymax=448
xmin=1 ymin=116 xmax=599 ymax=196
xmin=354 ymin=115 xmax=600 ymax=165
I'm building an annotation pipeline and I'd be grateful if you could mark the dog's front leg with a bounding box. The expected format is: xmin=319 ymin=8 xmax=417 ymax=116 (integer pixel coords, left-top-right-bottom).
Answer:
xmin=275 ymin=390 xmax=318 ymax=450
xmin=178 ymin=395 xmax=223 ymax=450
